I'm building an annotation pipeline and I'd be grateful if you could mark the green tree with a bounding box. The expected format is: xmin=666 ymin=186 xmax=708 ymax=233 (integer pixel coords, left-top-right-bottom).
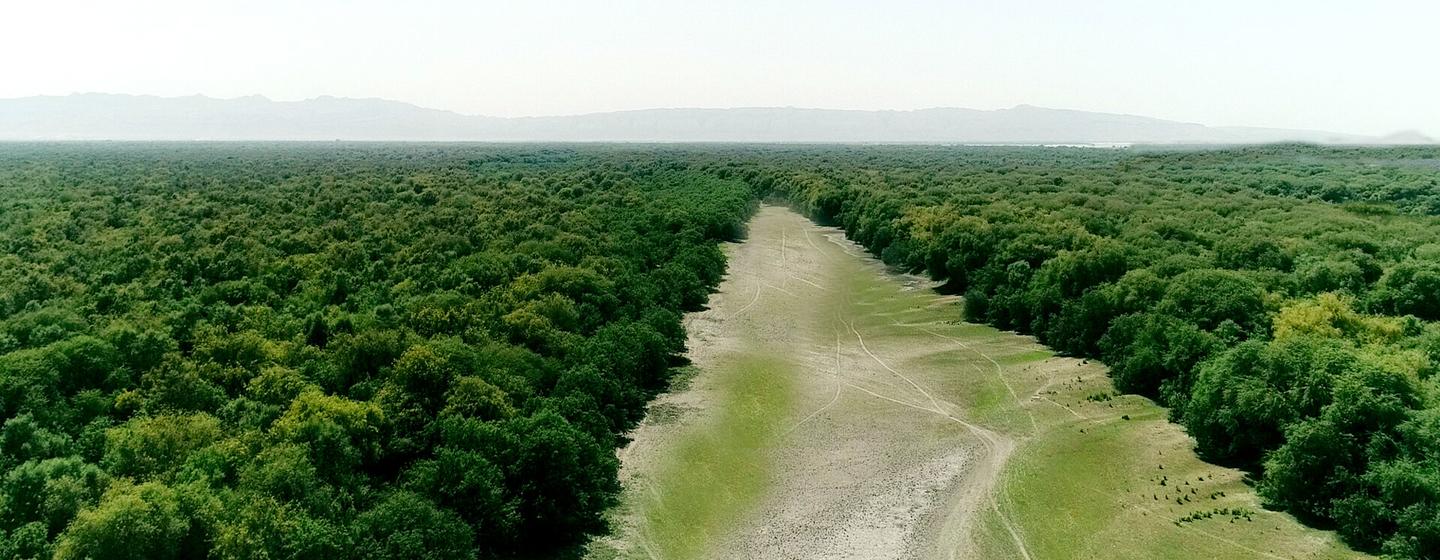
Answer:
xmin=352 ymin=491 xmax=474 ymax=560
xmin=102 ymin=413 xmax=223 ymax=480
xmin=53 ymin=481 xmax=211 ymax=560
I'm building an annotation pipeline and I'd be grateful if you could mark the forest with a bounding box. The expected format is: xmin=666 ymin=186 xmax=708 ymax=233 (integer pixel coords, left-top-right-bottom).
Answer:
xmin=739 ymin=143 xmax=1440 ymax=558
xmin=1 ymin=142 xmax=1439 ymax=558
xmin=0 ymin=144 xmax=754 ymax=559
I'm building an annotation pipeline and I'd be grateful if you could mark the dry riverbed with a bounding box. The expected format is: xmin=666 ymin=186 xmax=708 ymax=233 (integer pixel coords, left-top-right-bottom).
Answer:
xmin=585 ymin=206 xmax=1365 ymax=560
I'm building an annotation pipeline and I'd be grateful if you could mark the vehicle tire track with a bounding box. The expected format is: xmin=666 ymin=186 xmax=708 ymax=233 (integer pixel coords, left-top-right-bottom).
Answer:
xmin=915 ymin=325 xmax=1038 ymax=433
xmin=783 ymin=329 xmax=846 ymax=437
xmin=846 ymin=319 xmax=1033 ymax=560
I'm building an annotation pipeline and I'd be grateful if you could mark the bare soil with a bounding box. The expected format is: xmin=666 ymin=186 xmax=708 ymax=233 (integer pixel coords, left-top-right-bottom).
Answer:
xmin=586 ymin=206 xmax=1365 ymax=560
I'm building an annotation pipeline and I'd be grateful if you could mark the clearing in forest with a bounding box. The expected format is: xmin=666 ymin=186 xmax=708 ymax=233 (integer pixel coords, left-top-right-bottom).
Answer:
xmin=586 ymin=206 xmax=1365 ymax=560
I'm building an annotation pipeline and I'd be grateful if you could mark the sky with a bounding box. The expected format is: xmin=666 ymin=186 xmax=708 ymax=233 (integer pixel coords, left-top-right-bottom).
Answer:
xmin=3 ymin=0 xmax=1437 ymax=137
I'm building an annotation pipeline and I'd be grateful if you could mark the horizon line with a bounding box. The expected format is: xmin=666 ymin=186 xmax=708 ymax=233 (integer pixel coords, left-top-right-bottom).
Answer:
xmin=3 ymin=91 xmax=1434 ymax=141
xmin=6 ymin=91 xmax=1412 ymax=137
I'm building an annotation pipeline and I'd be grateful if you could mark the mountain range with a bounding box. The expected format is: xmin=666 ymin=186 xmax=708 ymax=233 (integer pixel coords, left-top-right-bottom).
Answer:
xmin=0 ymin=93 xmax=1431 ymax=144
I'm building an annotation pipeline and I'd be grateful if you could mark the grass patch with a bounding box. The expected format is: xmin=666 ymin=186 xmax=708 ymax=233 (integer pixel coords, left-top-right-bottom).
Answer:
xmin=637 ymin=352 xmax=795 ymax=559
xmin=1001 ymin=384 xmax=1366 ymax=560
xmin=995 ymin=349 xmax=1052 ymax=366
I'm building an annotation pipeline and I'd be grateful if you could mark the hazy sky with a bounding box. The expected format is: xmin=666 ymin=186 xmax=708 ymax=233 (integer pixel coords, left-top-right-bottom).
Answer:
xmin=4 ymin=0 xmax=1437 ymax=136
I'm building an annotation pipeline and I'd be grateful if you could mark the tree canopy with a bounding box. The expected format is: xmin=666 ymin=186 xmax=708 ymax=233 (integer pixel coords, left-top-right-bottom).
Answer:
xmin=3 ymin=142 xmax=1440 ymax=558
xmin=746 ymin=143 xmax=1440 ymax=557
xmin=0 ymin=144 xmax=755 ymax=559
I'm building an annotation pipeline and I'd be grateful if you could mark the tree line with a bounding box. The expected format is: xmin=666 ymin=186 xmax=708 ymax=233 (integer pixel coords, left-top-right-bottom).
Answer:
xmin=3 ymin=142 xmax=1440 ymax=559
xmin=738 ymin=143 xmax=1440 ymax=557
xmin=0 ymin=143 xmax=754 ymax=559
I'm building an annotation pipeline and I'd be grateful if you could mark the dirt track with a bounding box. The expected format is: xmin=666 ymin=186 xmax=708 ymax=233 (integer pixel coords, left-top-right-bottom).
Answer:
xmin=588 ymin=205 xmax=1367 ymax=560
xmin=589 ymin=206 xmax=1032 ymax=559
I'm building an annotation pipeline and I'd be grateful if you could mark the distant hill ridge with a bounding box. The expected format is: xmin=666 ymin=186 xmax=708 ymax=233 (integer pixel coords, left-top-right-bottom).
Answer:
xmin=0 ymin=93 xmax=1431 ymax=144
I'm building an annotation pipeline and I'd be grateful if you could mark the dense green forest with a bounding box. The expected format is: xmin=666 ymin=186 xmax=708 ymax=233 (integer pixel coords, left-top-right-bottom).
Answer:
xmin=736 ymin=144 xmax=1440 ymax=558
xmin=0 ymin=144 xmax=754 ymax=559
xmin=1 ymin=143 xmax=1439 ymax=559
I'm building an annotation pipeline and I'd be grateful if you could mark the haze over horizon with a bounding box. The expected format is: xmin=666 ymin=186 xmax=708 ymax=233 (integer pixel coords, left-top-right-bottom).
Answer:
xmin=0 ymin=92 xmax=1409 ymax=135
xmin=7 ymin=92 xmax=1423 ymax=143
xmin=5 ymin=0 xmax=1438 ymax=138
